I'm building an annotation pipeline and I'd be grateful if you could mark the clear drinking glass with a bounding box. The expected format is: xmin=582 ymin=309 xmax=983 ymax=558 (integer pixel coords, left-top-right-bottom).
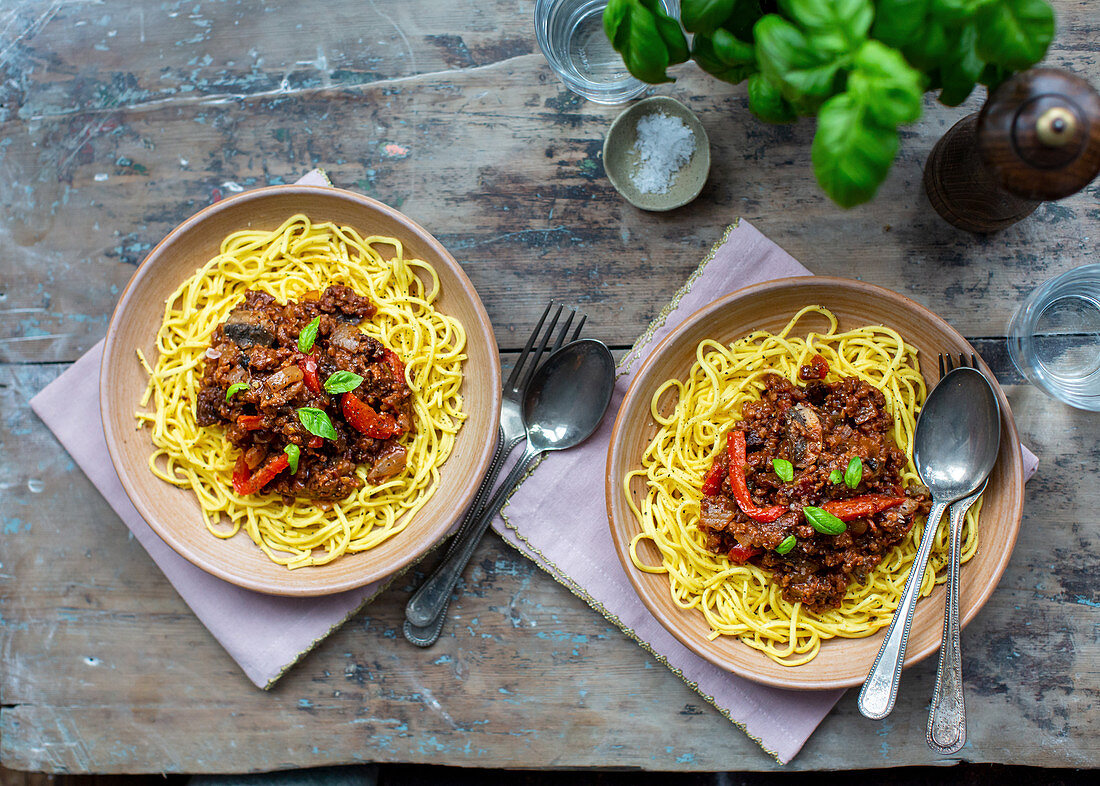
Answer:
xmin=534 ymin=0 xmax=676 ymax=105
xmin=1008 ymin=264 xmax=1100 ymax=411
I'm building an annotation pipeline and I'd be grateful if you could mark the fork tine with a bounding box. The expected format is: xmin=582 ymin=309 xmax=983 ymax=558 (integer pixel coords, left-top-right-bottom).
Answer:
xmin=938 ymin=354 xmax=946 ymax=379
xmin=519 ymin=304 xmax=563 ymax=392
xmin=571 ymin=313 xmax=586 ymax=343
xmin=506 ymin=301 xmax=554 ymax=390
xmin=550 ymin=308 xmax=577 ymax=354
xmin=945 ymin=354 xmax=955 ymax=374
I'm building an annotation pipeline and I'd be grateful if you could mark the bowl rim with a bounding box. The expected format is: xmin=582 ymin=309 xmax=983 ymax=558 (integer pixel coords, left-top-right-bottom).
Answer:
xmin=100 ymin=184 xmax=502 ymax=595
xmin=605 ymin=275 xmax=1025 ymax=689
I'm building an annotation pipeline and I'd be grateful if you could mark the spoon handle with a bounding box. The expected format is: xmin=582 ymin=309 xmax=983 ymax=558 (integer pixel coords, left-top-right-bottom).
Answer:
xmin=858 ymin=498 xmax=949 ymax=720
xmin=403 ymin=443 xmax=543 ymax=647
xmin=927 ymin=499 xmax=970 ymax=754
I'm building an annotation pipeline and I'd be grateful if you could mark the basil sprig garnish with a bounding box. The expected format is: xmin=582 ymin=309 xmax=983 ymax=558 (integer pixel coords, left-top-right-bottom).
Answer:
xmin=828 ymin=469 xmax=843 ymax=484
xmin=324 ymin=370 xmax=364 ymax=394
xmin=297 ymin=407 xmax=337 ymax=440
xmin=297 ymin=316 xmax=321 ymax=353
xmin=283 ymin=443 xmax=300 ymax=474
xmin=845 ymin=456 xmax=863 ymax=489
xmin=772 ymin=458 xmax=794 ymax=483
xmin=775 ymin=535 xmax=797 ymax=555
xmin=803 ymin=506 xmax=846 ymax=536
xmin=225 ymin=382 xmax=249 ymax=401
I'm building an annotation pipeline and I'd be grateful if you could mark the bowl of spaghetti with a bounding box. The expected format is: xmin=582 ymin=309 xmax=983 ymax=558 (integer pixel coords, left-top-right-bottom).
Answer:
xmin=605 ymin=277 xmax=1024 ymax=689
xmin=101 ymin=185 xmax=501 ymax=596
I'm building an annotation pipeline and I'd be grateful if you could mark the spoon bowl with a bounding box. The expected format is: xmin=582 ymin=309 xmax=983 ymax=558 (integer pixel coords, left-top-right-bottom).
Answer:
xmin=859 ymin=366 xmax=1001 ymax=719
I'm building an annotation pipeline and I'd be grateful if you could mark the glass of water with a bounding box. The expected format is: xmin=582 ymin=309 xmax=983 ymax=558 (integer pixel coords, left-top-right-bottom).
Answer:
xmin=1008 ymin=264 xmax=1100 ymax=411
xmin=534 ymin=0 xmax=676 ymax=105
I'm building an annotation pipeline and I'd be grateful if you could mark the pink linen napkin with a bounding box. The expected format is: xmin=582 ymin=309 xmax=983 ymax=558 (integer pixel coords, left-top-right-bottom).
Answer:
xmin=29 ymin=169 xmax=385 ymax=689
xmin=496 ymin=219 xmax=1040 ymax=764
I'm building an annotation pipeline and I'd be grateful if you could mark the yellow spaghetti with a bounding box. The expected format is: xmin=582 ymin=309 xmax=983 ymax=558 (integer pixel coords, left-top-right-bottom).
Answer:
xmin=135 ymin=214 xmax=467 ymax=569
xmin=625 ymin=306 xmax=980 ymax=666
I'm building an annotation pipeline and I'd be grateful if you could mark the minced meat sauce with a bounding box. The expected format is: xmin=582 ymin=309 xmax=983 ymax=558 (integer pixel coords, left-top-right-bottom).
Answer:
xmin=698 ymin=358 xmax=931 ymax=611
xmin=195 ymin=285 xmax=413 ymax=502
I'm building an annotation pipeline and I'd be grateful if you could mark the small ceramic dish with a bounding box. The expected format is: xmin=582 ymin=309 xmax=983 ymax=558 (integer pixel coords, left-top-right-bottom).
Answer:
xmin=603 ymin=96 xmax=710 ymax=211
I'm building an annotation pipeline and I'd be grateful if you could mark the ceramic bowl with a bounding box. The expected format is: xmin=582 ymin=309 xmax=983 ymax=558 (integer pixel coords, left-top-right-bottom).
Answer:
xmin=605 ymin=277 xmax=1025 ymax=689
xmin=101 ymin=185 xmax=501 ymax=596
xmin=603 ymin=96 xmax=711 ymax=211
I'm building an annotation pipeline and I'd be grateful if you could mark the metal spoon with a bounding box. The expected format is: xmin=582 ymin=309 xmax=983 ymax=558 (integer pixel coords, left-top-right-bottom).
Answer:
xmin=403 ymin=338 xmax=616 ymax=647
xmin=858 ymin=366 xmax=1000 ymax=720
xmin=927 ymin=477 xmax=987 ymax=754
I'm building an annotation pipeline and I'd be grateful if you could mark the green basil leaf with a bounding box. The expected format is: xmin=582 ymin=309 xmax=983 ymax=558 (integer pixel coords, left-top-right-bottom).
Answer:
xmin=297 ymin=316 xmax=321 ymax=353
xmin=649 ymin=1 xmax=690 ymax=65
xmin=225 ymin=382 xmax=249 ymax=401
xmin=846 ymin=40 xmax=924 ymax=127
xmin=975 ymin=0 xmax=1054 ymax=70
xmin=775 ymin=534 xmax=797 ymax=555
xmin=979 ymin=62 xmax=1011 ymax=90
xmin=283 ymin=443 xmax=300 ymax=474
xmin=844 ymin=456 xmax=863 ymax=489
xmin=748 ymin=72 xmax=797 ymax=122
xmin=937 ymin=23 xmax=984 ymax=106
xmin=873 ymin=0 xmax=932 ymax=48
xmin=773 ymin=458 xmax=795 ymax=482
xmin=297 ymin=407 xmax=338 ymax=440
xmin=693 ymin=31 xmax=757 ymax=84
xmin=931 ymin=0 xmax=995 ymax=23
xmin=604 ymin=0 xmax=674 ymax=83
xmin=754 ymin=15 xmax=845 ymax=107
xmin=900 ymin=18 xmax=952 ymax=70
xmin=324 ymin=370 xmax=364 ymax=394
xmin=812 ymin=92 xmax=899 ymax=208
xmin=829 ymin=469 xmax=844 ymax=484
xmin=803 ymin=506 xmax=847 ymax=535
xmin=681 ymin=0 xmax=738 ymax=35
xmin=780 ymin=0 xmax=874 ymax=54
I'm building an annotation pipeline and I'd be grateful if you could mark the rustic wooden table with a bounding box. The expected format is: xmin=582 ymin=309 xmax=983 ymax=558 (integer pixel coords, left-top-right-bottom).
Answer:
xmin=2 ymin=0 xmax=1098 ymax=774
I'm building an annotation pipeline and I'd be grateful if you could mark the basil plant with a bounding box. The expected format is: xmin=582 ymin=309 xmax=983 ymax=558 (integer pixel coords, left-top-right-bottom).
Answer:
xmin=604 ymin=0 xmax=1056 ymax=207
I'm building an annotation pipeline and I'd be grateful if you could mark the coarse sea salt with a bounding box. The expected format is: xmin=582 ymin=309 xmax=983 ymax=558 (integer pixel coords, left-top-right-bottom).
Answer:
xmin=630 ymin=111 xmax=696 ymax=195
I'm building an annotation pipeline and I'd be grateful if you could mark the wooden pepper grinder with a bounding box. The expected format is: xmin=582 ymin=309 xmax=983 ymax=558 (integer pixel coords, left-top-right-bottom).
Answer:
xmin=923 ymin=68 xmax=1100 ymax=233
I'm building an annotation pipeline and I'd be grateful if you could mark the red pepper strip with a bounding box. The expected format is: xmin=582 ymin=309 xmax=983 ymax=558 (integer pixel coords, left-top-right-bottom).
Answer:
xmin=821 ymin=494 xmax=906 ymax=521
xmin=232 ymin=454 xmax=289 ymax=495
xmin=299 ymin=353 xmax=322 ymax=394
xmin=341 ymin=392 xmax=399 ymax=439
xmin=799 ymin=353 xmax=829 ymax=380
xmin=236 ymin=415 xmax=264 ymax=430
xmin=726 ymin=431 xmax=788 ymax=523
xmin=383 ymin=348 xmax=405 ymax=383
xmin=700 ymin=457 xmax=726 ymax=497
xmin=728 ymin=544 xmax=762 ymax=564
xmin=232 ymin=454 xmax=251 ymax=493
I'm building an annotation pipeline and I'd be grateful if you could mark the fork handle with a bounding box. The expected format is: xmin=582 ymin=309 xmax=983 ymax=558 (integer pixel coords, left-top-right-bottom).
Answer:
xmin=928 ymin=503 xmax=968 ymax=753
xmin=403 ymin=443 xmax=542 ymax=642
xmin=859 ymin=498 xmax=949 ymax=719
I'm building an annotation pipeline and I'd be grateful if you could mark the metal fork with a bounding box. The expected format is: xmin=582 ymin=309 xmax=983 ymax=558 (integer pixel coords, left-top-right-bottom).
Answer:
xmin=928 ymin=351 xmax=984 ymax=755
xmin=403 ymin=302 xmax=585 ymax=647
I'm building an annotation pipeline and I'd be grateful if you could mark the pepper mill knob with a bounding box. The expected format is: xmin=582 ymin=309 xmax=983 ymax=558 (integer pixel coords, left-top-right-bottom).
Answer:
xmin=924 ymin=68 xmax=1100 ymax=233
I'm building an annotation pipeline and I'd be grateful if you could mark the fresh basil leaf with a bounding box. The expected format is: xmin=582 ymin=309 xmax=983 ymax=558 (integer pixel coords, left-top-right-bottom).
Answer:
xmin=297 ymin=407 xmax=338 ymax=440
xmin=846 ymin=41 xmax=924 ymax=126
xmin=780 ymin=0 xmax=874 ymax=54
xmin=283 ymin=443 xmax=300 ymax=474
xmin=297 ymin=316 xmax=321 ymax=353
xmin=748 ymin=72 xmax=797 ymax=122
xmin=900 ymin=18 xmax=952 ymax=70
xmin=873 ymin=0 xmax=932 ymax=49
xmin=979 ymin=62 xmax=1011 ymax=90
xmin=812 ymin=92 xmax=899 ymax=208
xmin=931 ymin=0 xmax=996 ymax=24
xmin=829 ymin=469 xmax=844 ymax=484
xmin=645 ymin=0 xmax=690 ymax=65
xmin=803 ymin=506 xmax=847 ymax=535
xmin=681 ymin=0 xmax=738 ymax=35
xmin=693 ymin=31 xmax=757 ymax=83
xmin=754 ymin=15 xmax=845 ymax=107
xmin=844 ymin=456 xmax=863 ymax=489
xmin=604 ymin=0 xmax=675 ymax=83
xmin=225 ymin=382 xmax=249 ymax=401
xmin=324 ymin=370 xmax=364 ymax=394
xmin=773 ymin=458 xmax=795 ymax=482
xmin=775 ymin=534 xmax=797 ymax=555
xmin=937 ymin=23 xmax=984 ymax=105
xmin=975 ymin=0 xmax=1054 ymax=70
